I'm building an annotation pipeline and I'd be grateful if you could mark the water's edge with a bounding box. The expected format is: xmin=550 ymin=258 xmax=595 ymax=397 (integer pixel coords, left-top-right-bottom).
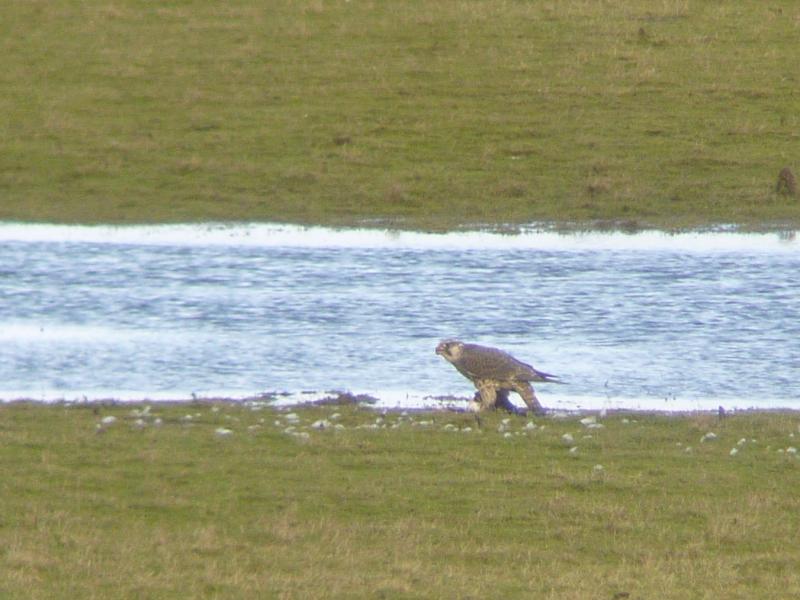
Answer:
xmin=4 ymin=391 xmax=800 ymax=416
xmin=0 ymin=221 xmax=797 ymax=251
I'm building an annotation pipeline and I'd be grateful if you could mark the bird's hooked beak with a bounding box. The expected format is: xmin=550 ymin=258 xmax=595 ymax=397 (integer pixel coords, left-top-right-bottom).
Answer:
xmin=436 ymin=340 xmax=461 ymax=358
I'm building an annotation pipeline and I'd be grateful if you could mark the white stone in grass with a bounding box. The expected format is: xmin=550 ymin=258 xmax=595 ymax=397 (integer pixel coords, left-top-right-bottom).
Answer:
xmin=153 ymin=418 xmax=163 ymax=427
xmin=729 ymin=448 xmax=738 ymax=456
xmin=569 ymin=446 xmax=579 ymax=454
xmin=592 ymin=464 xmax=604 ymax=474
xmin=580 ymin=416 xmax=596 ymax=426
xmin=525 ymin=422 xmax=537 ymax=431
xmin=329 ymin=413 xmax=341 ymax=420
xmin=787 ymin=447 xmax=798 ymax=455
xmin=442 ymin=423 xmax=458 ymax=432
xmin=311 ymin=419 xmax=331 ymax=430
xmin=700 ymin=432 xmax=717 ymax=443
xmin=214 ymin=427 xmax=233 ymax=437
xmin=561 ymin=433 xmax=575 ymax=445
xmin=461 ymin=427 xmax=472 ymax=433
xmin=100 ymin=416 xmax=117 ymax=425
xmin=503 ymin=432 xmax=512 ymax=439
xmin=737 ymin=438 xmax=747 ymax=446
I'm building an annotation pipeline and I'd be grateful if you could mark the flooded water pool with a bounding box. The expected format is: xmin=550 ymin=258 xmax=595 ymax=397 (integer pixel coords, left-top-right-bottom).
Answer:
xmin=1 ymin=223 xmax=798 ymax=411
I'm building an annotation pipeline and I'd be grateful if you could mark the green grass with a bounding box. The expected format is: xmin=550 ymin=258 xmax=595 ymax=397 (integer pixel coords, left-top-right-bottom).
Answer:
xmin=3 ymin=402 xmax=800 ymax=598
xmin=1 ymin=1 xmax=799 ymax=230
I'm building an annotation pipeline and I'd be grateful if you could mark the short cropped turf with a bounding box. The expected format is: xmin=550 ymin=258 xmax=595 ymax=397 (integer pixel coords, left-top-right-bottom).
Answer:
xmin=2 ymin=402 xmax=799 ymax=599
xmin=1 ymin=1 xmax=799 ymax=230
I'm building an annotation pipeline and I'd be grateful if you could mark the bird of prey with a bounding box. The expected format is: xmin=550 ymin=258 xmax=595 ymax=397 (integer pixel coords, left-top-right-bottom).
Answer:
xmin=435 ymin=340 xmax=560 ymax=414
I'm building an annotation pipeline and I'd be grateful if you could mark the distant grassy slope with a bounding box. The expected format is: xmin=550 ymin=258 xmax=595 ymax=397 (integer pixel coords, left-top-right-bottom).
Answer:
xmin=2 ymin=402 xmax=800 ymax=599
xmin=1 ymin=1 xmax=799 ymax=230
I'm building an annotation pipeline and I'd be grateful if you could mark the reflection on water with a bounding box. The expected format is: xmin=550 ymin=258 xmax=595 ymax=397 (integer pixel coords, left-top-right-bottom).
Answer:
xmin=1 ymin=223 xmax=798 ymax=411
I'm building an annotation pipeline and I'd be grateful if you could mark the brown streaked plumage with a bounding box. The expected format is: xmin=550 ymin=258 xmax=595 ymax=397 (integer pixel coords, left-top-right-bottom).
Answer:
xmin=435 ymin=340 xmax=560 ymax=414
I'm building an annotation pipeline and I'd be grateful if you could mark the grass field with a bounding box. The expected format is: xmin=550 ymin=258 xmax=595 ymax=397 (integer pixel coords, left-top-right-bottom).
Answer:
xmin=3 ymin=2 xmax=800 ymax=597
xmin=2 ymin=401 xmax=800 ymax=599
xmin=2 ymin=0 xmax=800 ymax=230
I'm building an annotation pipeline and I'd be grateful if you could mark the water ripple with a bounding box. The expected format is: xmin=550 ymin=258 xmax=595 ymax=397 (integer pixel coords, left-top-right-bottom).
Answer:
xmin=0 ymin=223 xmax=798 ymax=410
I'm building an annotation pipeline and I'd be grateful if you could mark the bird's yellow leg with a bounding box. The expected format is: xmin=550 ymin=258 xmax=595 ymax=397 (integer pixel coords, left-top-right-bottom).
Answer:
xmin=475 ymin=381 xmax=498 ymax=411
xmin=514 ymin=382 xmax=545 ymax=415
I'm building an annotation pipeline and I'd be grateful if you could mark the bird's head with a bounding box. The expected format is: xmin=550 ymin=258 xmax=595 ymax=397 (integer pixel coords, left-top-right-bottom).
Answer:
xmin=435 ymin=340 xmax=464 ymax=362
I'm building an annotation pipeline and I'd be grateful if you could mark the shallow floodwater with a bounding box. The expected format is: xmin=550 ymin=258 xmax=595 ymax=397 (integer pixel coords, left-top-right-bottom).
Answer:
xmin=1 ymin=223 xmax=798 ymax=411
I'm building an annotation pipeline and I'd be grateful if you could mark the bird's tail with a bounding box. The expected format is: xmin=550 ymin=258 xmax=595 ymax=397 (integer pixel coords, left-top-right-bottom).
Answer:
xmin=530 ymin=369 xmax=565 ymax=384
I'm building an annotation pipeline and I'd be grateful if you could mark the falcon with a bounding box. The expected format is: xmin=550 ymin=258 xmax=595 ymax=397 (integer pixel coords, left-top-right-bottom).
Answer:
xmin=435 ymin=340 xmax=560 ymax=414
